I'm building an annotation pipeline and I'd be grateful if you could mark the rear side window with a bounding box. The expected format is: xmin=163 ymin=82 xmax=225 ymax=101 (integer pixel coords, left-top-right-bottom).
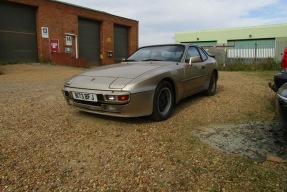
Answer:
xmin=198 ymin=48 xmax=208 ymax=61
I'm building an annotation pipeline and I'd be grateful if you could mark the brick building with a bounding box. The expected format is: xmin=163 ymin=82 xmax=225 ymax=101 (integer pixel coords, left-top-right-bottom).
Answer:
xmin=0 ymin=0 xmax=139 ymax=66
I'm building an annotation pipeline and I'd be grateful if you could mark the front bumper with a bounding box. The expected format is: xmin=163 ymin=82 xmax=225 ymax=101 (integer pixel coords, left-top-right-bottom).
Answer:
xmin=62 ymin=87 xmax=154 ymax=118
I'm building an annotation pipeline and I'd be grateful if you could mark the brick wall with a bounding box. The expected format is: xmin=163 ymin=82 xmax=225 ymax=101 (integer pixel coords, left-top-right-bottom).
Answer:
xmin=7 ymin=0 xmax=139 ymax=66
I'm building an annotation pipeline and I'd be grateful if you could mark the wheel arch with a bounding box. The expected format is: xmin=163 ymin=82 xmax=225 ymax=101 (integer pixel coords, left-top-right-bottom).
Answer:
xmin=151 ymin=78 xmax=176 ymax=121
xmin=157 ymin=77 xmax=177 ymax=104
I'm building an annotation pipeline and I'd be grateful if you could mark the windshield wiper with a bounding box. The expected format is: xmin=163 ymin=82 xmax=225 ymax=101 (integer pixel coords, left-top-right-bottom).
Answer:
xmin=142 ymin=59 xmax=163 ymax=61
xmin=123 ymin=59 xmax=136 ymax=62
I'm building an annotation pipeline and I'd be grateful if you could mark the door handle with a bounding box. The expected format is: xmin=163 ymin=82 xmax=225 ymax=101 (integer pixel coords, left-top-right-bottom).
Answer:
xmin=202 ymin=65 xmax=206 ymax=69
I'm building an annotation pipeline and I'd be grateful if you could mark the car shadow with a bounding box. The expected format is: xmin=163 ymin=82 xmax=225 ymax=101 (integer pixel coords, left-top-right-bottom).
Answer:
xmin=174 ymin=84 xmax=225 ymax=113
xmin=78 ymin=111 xmax=154 ymax=124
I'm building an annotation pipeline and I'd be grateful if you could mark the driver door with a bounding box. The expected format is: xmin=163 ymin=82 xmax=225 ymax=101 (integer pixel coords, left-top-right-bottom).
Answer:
xmin=183 ymin=46 xmax=207 ymax=95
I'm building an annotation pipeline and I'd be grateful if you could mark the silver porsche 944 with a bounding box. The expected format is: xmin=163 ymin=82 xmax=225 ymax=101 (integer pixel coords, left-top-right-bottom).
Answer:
xmin=62 ymin=44 xmax=218 ymax=121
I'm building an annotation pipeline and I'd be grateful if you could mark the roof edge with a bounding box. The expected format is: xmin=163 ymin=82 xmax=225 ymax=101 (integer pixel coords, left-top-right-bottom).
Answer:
xmin=177 ymin=23 xmax=287 ymax=34
xmin=49 ymin=0 xmax=138 ymax=22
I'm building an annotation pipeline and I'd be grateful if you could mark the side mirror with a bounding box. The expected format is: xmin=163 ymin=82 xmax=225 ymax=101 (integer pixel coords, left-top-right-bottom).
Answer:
xmin=189 ymin=56 xmax=201 ymax=65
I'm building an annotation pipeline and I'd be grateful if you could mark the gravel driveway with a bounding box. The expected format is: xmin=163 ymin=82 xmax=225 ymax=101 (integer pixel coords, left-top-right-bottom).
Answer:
xmin=0 ymin=64 xmax=287 ymax=191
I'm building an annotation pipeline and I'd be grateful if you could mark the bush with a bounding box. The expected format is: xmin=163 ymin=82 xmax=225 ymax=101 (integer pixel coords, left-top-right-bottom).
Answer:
xmin=0 ymin=61 xmax=8 ymax=65
xmin=220 ymin=58 xmax=280 ymax=71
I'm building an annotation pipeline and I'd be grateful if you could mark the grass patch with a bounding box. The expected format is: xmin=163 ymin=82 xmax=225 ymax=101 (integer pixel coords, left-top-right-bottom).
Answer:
xmin=251 ymin=70 xmax=278 ymax=81
xmin=192 ymin=166 xmax=201 ymax=173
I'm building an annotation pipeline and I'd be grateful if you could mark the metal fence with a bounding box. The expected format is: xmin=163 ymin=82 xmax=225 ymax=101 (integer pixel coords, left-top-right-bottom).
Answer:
xmin=204 ymin=41 xmax=287 ymax=66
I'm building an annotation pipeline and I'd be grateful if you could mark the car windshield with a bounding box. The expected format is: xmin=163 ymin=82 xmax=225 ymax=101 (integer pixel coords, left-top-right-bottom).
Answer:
xmin=126 ymin=45 xmax=185 ymax=62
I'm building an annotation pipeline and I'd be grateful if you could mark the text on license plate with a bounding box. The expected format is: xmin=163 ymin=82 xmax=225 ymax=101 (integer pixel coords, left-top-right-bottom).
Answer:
xmin=72 ymin=92 xmax=98 ymax=102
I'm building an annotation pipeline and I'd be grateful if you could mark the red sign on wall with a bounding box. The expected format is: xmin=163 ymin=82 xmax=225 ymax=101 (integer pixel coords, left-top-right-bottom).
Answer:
xmin=49 ymin=39 xmax=59 ymax=53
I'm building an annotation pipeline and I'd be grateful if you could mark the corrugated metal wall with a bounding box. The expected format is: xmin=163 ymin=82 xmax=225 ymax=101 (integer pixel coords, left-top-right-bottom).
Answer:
xmin=227 ymin=39 xmax=275 ymax=63
xmin=175 ymin=24 xmax=287 ymax=44
xmin=276 ymin=40 xmax=287 ymax=60
xmin=175 ymin=24 xmax=287 ymax=64
xmin=0 ymin=2 xmax=38 ymax=63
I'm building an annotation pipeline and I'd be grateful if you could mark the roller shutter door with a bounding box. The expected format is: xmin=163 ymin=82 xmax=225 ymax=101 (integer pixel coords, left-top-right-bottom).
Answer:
xmin=78 ymin=18 xmax=100 ymax=65
xmin=0 ymin=2 xmax=37 ymax=63
xmin=114 ymin=25 xmax=129 ymax=63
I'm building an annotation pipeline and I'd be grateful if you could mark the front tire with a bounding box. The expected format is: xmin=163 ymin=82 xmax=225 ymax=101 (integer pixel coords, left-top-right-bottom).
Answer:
xmin=151 ymin=81 xmax=174 ymax=121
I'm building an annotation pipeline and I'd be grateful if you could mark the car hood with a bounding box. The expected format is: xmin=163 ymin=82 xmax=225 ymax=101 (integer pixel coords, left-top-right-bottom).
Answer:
xmin=66 ymin=62 xmax=170 ymax=90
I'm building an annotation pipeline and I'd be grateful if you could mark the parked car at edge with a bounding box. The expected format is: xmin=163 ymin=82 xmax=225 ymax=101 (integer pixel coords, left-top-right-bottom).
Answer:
xmin=273 ymin=47 xmax=287 ymax=90
xmin=62 ymin=44 xmax=218 ymax=121
xmin=275 ymin=83 xmax=287 ymax=125
xmin=270 ymin=47 xmax=287 ymax=125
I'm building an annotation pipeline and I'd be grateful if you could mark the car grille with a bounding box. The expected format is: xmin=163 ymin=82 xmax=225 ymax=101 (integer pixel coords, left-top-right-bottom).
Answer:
xmin=74 ymin=99 xmax=101 ymax=106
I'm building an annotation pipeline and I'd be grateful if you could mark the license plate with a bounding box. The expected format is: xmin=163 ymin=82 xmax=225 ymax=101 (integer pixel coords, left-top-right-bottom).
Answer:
xmin=72 ymin=92 xmax=98 ymax=102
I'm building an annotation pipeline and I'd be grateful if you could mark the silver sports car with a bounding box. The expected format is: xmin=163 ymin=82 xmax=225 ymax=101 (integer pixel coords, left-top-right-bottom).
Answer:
xmin=62 ymin=44 xmax=218 ymax=121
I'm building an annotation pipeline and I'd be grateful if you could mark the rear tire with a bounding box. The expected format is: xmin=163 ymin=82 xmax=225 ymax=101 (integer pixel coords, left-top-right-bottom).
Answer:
xmin=205 ymin=72 xmax=217 ymax=96
xmin=151 ymin=81 xmax=174 ymax=121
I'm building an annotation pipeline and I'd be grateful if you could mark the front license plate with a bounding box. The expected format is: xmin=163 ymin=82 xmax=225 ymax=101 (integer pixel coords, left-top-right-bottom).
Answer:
xmin=72 ymin=92 xmax=98 ymax=102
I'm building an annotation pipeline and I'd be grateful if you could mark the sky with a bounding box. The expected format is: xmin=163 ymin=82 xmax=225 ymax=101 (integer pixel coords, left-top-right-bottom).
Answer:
xmin=57 ymin=0 xmax=287 ymax=46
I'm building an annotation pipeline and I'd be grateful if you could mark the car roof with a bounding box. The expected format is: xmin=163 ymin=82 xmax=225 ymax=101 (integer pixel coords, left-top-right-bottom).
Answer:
xmin=139 ymin=43 xmax=199 ymax=49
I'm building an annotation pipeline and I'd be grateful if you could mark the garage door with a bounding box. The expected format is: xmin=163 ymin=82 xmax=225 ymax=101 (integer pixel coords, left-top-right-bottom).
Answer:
xmin=114 ymin=25 xmax=129 ymax=63
xmin=78 ymin=18 xmax=100 ymax=65
xmin=0 ymin=2 xmax=38 ymax=63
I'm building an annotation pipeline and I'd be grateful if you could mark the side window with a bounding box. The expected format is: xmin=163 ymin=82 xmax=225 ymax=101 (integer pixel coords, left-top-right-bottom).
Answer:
xmin=185 ymin=47 xmax=201 ymax=63
xmin=198 ymin=48 xmax=208 ymax=61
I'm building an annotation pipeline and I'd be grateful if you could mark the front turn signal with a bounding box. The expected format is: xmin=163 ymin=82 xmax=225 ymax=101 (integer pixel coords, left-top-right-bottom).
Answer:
xmin=118 ymin=95 xmax=129 ymax=101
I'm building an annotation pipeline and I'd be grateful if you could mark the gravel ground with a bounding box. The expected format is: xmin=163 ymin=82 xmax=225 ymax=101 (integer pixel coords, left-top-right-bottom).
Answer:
xmin=193 ymin=121 xmax=287 ymax=161
xmin=0 ymin=63 xmax=287 ymax=191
